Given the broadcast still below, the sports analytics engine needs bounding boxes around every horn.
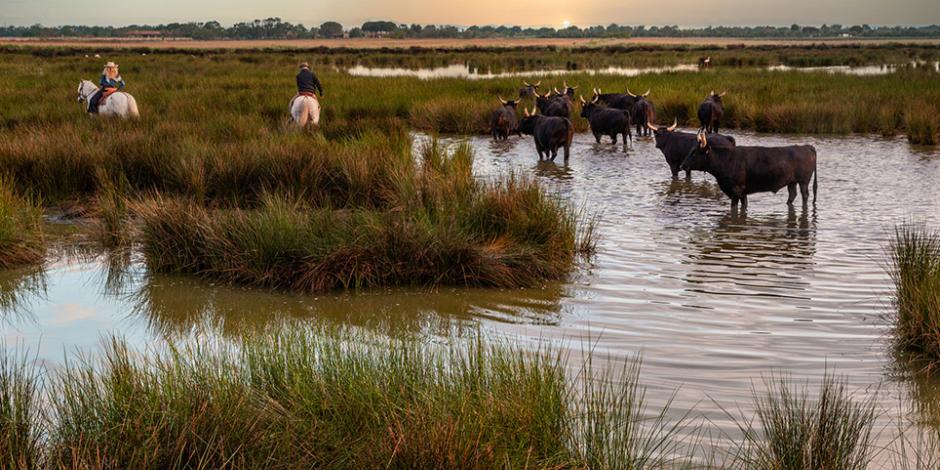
[647,122,658,131]
[554,87,561,94]
[643,89,650,97]
[710,90,715,96]
[579,95,586,105]
[720,91,727,97]
[523,80,531,87]
[571,85,579,90]
[626,88,636,98]
[697,132,707,148]
[668,118,678,132]
[534,81,541,87]
[524,107,530,117]
[563,80,568,88]
[592,95,599,104]
[499,95,507,105]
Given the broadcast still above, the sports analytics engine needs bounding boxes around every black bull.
[517,114,574,162]
[681,136,818,211]
[580,101,632,145]
[535,94,572,119]
[490,101,519,141]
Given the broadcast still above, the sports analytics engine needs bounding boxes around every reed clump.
[728,373,878,470]
[0,326,686,469]
[889,223,940,369]
[904,101,940,146]
[0,349,43,470]
[136,140,588,292]
[0,179,44,269]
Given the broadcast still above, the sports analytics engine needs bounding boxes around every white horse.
[289,94,320,129]
[77,80,140,119]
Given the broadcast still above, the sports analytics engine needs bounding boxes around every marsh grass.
[726,373,878,470]
[0,179,44,269]
[136,139,588,292]
[889,223,940,369]
[17,326,688,469]
[0,348,43,470]
[904,101,940,145]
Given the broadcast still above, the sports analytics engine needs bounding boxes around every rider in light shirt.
[89,62,125,113]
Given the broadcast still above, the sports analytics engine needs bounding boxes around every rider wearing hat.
[89,62,125,113]
[296,62,323,97]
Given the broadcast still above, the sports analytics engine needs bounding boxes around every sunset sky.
[2,0,939,27]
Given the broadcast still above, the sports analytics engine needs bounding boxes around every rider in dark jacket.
[296,62,324,96]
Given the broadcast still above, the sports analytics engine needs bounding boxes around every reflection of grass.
[0,179,43,269]
[889,223,940,370]
[727,373,877,470]
[37,326,686,469]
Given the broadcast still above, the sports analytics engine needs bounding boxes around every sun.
[562,20,572,28]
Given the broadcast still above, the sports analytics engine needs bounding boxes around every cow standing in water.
[535,90,572,119]
[681,132,818,211]
[517,107,574,162]
[490,97,520,141]
[629,89,655,137]
[647,120,695,179]
[580,95,632,145]
[698,91,725,134]
[591,88,636,111]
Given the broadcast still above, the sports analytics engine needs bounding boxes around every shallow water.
[3,131,940,459]
[347,62,940,79]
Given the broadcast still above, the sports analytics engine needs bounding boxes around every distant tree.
[319,21,344,38]
[362,21,397,33]
[348,27,363,38]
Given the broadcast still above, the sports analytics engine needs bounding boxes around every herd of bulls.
[490,81,818,211]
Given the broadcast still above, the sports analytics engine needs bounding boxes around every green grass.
[0,348,42,470]
[727,373,878,470]
[905,101,940,145]
[0,179,44,269]
[135,140,590,292]
[0,325,688,469]
[889,223,940,370]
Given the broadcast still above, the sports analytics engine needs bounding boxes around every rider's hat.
[299,62,310,68]
[104,61,118,68]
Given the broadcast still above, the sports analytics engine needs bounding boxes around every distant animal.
[628,89,655,137]
[289,93,321,129]
[647,120,695,179]
[517,107,574,162]
[535,90,572,119]
[681,132,818,211]
[580,95,632,145]
[560,81,579,99]
[698,91,725,134]
[591,88,636,110]
[699,56,712,68]
[491,96,520,140]
[77,80,139,119]
[519,80,541,99]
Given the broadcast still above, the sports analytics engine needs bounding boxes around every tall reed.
[889,223,940,369]
[0,348,43,470]
[0,178,44,269]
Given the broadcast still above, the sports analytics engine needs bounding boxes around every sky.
[2,0,939,28]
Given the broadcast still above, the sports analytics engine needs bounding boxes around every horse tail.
[295,99,310,128]
[309,98,321,127]
[127,95,140,119]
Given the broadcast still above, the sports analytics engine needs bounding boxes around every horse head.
[77,80,98,102]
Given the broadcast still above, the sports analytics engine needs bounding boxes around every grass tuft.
[0,178,44,269]
[889,223,940,369]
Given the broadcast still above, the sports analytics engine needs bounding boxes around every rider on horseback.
[296,62,323,98]
[89,62,125,113]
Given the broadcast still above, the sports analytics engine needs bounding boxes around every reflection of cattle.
[682,133,818,211]
[580,95,632,145]
[517,107,574,162]
[535,91,572,119]
[490,97,520,141]
[591,88,636,110]
[628,89,655,137]
[650,121,736,179]
[698,91,725,134]
[519,80,541,99]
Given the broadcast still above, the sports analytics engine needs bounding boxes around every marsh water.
[3,131,940,456]
[347,61,940,79]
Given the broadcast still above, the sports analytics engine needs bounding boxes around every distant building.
[363,31,390,38]
[123,30,162,39]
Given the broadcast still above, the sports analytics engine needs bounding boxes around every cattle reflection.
[684,206,818,290]
[532,160,574,181]
[125,272,567,339]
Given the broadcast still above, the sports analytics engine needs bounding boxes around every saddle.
[99,87,119,107]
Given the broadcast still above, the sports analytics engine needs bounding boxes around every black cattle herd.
[490,81,818,211]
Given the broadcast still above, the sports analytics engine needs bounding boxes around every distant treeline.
[2,18,940,40]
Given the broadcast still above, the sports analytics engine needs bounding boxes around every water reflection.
[349,62,940,80]
[0,265,46,326]
[532,160,574,181]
